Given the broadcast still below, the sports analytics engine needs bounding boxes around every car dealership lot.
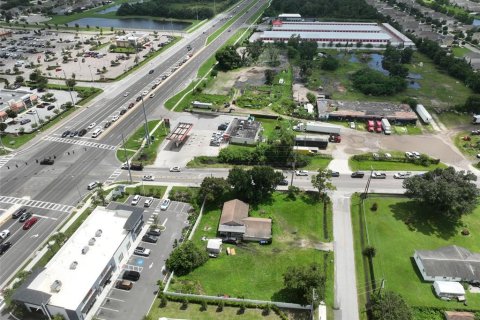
[94,199,192,320]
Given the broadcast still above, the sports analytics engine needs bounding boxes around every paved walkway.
[331,192,359,320]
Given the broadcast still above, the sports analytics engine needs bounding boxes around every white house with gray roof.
[414,245,480,282]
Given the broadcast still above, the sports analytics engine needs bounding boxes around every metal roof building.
[259,22,414,47]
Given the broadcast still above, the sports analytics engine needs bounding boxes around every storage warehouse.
[259,21,414,48]
[12,205,144,320]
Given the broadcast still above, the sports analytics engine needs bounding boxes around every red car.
[23,217,38,230]
[375,120,382,133]
[367,120,375,132]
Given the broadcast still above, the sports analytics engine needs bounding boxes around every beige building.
[115,32,149,48]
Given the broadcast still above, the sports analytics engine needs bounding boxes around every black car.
[12,208,27,219]
[119,108,127,115]
[61,130,71,138]
[104,121,111,129]
[218,124,228,130]
[330,171,340,177]
[40,158,54,165]
[19,212,32,222]
[122,270,140,281]
[70,130,78,137]
[148,69,154,74]
[351,171,365,178]
[78,129,87,137]
[142,234,158,243]
[47,105,55,111]
[278,179,289,186]
[136,96,142,102]
[0,242,12,255]
[147,228,161,236]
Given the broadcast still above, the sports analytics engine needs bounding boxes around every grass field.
[349,152,446,171]
[451,46,472,58]
[351,195,480,316]
[170,192,333,305]
[308,52,471,110]
[454,131,480,159]
[436,112,471,128]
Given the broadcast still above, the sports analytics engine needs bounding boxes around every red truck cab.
[375,120,382,133]
[367,120,375,132]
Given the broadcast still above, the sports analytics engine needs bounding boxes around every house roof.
[220,199,249,226]
[434,281,465,295]
[218,224,246,234]
[243,217,272,239]
[415,245,480,281]
[444,311,475,320]
[207,239,222,250]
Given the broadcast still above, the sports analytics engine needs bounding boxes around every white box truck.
[381,118,391,135]
[416,104,432,124]
[473,115,480,124]
[293,122,341,135]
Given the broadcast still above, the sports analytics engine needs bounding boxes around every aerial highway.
[0,0,267,288]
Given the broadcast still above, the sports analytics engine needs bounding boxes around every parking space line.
[104,297,125,302]
[161,218,168,227]
[99,306,119,312]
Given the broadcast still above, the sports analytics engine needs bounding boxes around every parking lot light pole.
[140,96,151,146]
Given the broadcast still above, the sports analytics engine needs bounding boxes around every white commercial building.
[13,205,144,320]
[278,13,302,22]
[115,31,149,47]
[259,21,414,48]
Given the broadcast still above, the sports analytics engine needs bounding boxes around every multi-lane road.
[0,0,267,289]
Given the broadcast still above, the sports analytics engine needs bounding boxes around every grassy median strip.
[206,0,256,45]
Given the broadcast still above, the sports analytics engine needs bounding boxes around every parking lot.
[0,29,175,82]
[153,114,235,167]
[94,198,192,320]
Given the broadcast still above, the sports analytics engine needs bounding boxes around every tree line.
[117,0,236,20]
[264,0,379,19]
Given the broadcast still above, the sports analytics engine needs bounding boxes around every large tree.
[215,46,242,71]
[227,166,283,203]
[199,177,230,203]
[283,263,326,304]
[369,291,412,320]
[403,167,478,220]
[311,169,336,201]
[166,241,208,276]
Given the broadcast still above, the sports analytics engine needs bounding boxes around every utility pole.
[140,96,151,145]
[362,168,374,199]
[122,133,133,184]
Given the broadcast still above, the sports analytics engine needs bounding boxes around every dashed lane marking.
[44,136,117,151]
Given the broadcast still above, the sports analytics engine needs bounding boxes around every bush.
[371,203,378,211]
[217,301,224,312]
[461,228,470,236]
[181,298,189,309]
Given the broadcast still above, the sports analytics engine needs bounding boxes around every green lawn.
[451,46,472,58]
[454,131,480,159]
[302,155,333,171]
[116,120,168,164]
[352,195,480,315]
[436,111,471,128]
[149,300,306,320]
[349,152,446,171]
[170,192,333,305]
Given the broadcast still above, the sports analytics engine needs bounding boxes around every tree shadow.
[300,191,319,205]
[389,200,461,240]
[271,288,305,305]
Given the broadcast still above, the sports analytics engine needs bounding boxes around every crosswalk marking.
[104,169,123,185]
[0,196,74,213]
[44,136,117,151]
[0,154,15,168]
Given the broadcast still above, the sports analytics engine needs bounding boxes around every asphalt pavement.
[0,0,266,290]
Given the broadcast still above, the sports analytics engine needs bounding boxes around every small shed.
[206,239,223,255]
[444,311,475,320]
[433,281,465,299]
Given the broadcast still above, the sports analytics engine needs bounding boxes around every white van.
[144,197,153,207]
[87,181,98,190]
[91,128,103,138]
[131,195,141,206]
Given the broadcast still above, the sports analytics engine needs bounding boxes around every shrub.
[181,298,189,309]
[201,300,207,311]
[217,301,224,312]
[371,203,378,211]
[461,228,470,236]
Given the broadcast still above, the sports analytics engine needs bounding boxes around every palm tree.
[97,182,107,206]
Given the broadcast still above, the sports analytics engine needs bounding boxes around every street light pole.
[122,133,133,184]
[140,96,151,146]
[62,69,75,106]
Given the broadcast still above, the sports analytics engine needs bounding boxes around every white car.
[393,172,412,179]
[411,151,421,158]
[384,153,392,159]
[134,246,151,257]
[154,80,161,85]
[131,195,141,206]
[0,229,10,240]
[295,170,308,176]
[160,199,171,210]
[144,197,154,207]
[143,175,155,181]
[111,115,119,122]
[87,122,96,129]
[142,90,148,96]
[123,92,129,97]
[405,151,414,159]
[371,172,387,179]
[169,166,181,172]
